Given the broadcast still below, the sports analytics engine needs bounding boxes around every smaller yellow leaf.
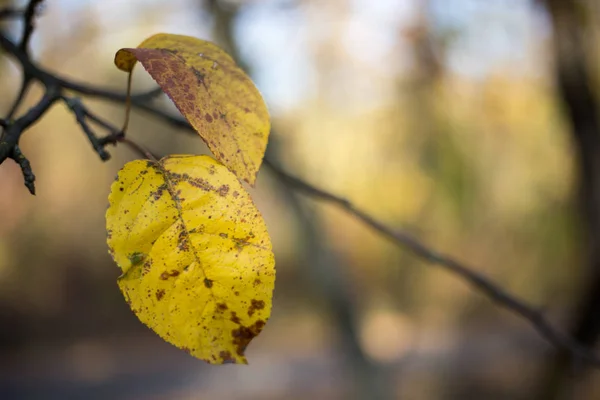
[106,155,275,364]
[114,33,270,185]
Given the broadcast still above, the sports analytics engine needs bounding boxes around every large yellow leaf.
[106,155,275,364]
[114,33,270,185]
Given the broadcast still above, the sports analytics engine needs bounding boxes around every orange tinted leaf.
[114,33,270,185]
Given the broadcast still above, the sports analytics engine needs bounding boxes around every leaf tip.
[114,48,138,72]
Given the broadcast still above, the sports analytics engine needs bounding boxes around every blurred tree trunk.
[538,0,600,399]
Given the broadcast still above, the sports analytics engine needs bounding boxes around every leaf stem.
[117,136,158,162]
[121,72,133,134]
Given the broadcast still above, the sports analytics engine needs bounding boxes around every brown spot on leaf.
[231,320,266,356]
[151,184,168,201]
[217,303,228,312]
[160,270,180,280]
[170,172,215,191]
[142,261,152,276]
[205,113,213,123]
[248,299,265,317]
[156,289,165,301]
[178,229,189,251]
[204,278,213,288]
[219,350,236,364]
[253,278,262,287]
[219,232,228,239]
[230,311,241,324]
[217,185,229,196]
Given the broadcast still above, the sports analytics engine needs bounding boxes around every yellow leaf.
[106,155,275,364]
[114,33,270,185]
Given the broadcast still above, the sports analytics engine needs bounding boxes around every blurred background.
[0,0,599,399]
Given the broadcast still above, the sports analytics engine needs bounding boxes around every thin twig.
[0,30,163,101]
[6,75,33,119]
[20,0,44,53]
[56,75,163,103]
[0,87,60,162]
[0,8,23,19]
[10,145,35,195]
[86,109,123,135]
[60,95,155,162]
[117,136,158,162]
[0,87,60,194]
[62,96,111,161]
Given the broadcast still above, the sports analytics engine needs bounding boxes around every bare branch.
[6,75,33,119]
[0,31,161,100]
[264,159,600,367]
[0,87,60,161]
[0,87,60,193]
[0,8,23,19]
[62,96,113,161]
[58,78,164,103]
[0,3,598,370]
[20,0,44,53]
[10,145,35,195]
[117,136,159,162]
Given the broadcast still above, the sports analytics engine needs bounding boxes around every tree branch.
[0,29,158,190]
[20,0,44,53]
[62,96,111,161]
[6,75,33,120]
[0,4,598,371]
[0,8,24,19]
[0,87,60,162]
[10,145,35,195]
[0,87,60,194]
[264,159,600,367]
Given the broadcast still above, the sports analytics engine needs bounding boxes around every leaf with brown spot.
[114,33,270,185]
[106,155,275,364]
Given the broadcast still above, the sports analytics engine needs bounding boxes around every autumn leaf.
[106,155,275,364]
[114,33,270,185]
